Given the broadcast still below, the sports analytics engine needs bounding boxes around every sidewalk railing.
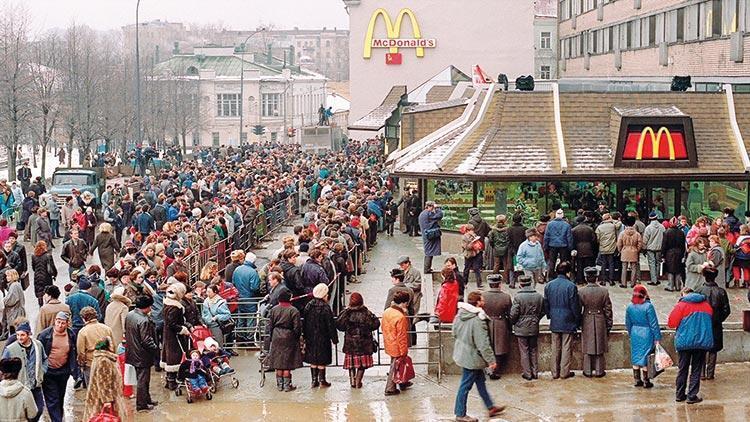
[183,193,300,284]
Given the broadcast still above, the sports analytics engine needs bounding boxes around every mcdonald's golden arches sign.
[363,8,436,64]
[615,115,697,168]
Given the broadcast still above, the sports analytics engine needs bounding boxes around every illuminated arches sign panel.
[363,8,436,64]
[615,116,697,168]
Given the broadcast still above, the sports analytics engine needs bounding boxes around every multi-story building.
[535,0,559,80]
[559,0,750,83]
[153,46,327,147]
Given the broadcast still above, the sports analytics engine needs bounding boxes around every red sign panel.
[622,126,688,160]
[385,52,402,65]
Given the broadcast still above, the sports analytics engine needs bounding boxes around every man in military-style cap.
[578,267,613,378]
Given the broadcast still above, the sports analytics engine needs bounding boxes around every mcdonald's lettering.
[363,8,437,60]
[622,126,689,161]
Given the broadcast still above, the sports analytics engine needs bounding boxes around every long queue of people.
[0,139,399,421]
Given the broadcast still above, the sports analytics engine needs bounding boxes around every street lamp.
[135,0,142,148]
[238,28,266,145]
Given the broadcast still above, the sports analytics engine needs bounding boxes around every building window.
[192,132,200,146]
[676,7,685,41]
[681,181,748,223]
[261,93,281,117]
[240,132,247,143]
[540,65,551,79]
[648,15,657,46]
[270,132,277,142]
[426,180,474,231]
[710,0,723,37]
[212,132,220,147]
[216,93,240,117]
[540,31,551,49]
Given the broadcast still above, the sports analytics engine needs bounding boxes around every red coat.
[434,280,459,323]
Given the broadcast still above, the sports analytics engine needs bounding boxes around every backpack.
[736,237,750,259]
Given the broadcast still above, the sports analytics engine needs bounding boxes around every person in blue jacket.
[136,204,155,237]
[543,209,573,282]
[232,253,261,337]
[625,284,662,389]
[668,287,714,404]
[516,229,546,288]
[543,262,580,380]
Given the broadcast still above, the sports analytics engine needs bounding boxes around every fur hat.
[0,357,22,375]
[166,282,187,300]
[313,283,329,299]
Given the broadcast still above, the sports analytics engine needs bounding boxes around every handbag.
[392,355,415,385]
[424,227,441,240]
[647,344,673,379]
[20,271,29,291]
[218,317,236,335]
[123,363,137,386]
[88,403,120,422]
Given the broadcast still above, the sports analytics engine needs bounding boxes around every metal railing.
[183,193,300,284]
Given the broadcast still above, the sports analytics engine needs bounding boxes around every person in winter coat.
[595,214,621,286]
[104,287,131,348]
[31,241,57,307]
[89,223,119,272]
[509,275,545,380]
[0,358,38,422]
[38,312,77,422]
[35,209,53,250]
[482,274,512,380]
[668,287,714,404]
[418,201,443,274]
[642,212,666,286]
[617,216,644,288]
[1,321,45,421]
[685,237,709,291]
[60,227,88,277]
[336,292,380,389]
[201,285,231,347]
[384,268,415,317]
[76,306,113,386]
[705,235,726,289]
[232,253,261,331]
[488,215,510,276]
[452,292,505,421]
[382,290,410,396]
[695,268,731,380]
[625,284,661,389]
[516,229,546,288]
[299,250,329,308]
[578,267,613,377]
[571,215,597,284]
[434,267,460,323]
[506,214,527,287]
[543,262,580,379]
[302,283,338,388]
[544,209,573,281]
[686,217,710,247]
[82,338,127,422]
[66,280,101,332]
[662,217,687,292]
[2,270,25,327]
[125,295,160,412]
[161,282,190,390]
[267,290,303,392]
[397,256,423,315]
[461,224,484,289]
[36,286,70,334]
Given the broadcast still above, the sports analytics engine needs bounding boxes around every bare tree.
[29,33,61,180]
[0,3,33,181]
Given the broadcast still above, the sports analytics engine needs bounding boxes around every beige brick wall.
[401,105,466,148]
[563,35,750,77]
[560,0,685,38]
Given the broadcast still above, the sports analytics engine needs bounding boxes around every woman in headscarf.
[302,283,338,388]
[161,282,190,390]
[336,292,380,389]
[90,222,120,272]
[82,337,127,421]
[625,285,662,389]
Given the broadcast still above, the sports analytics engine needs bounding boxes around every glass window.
[677,8,685,41]
[262,93,281,117]
[427,180,474,231]
[212,132,219,147]
[541,31,551,49]
[540,66,551,80]
[711,0,723,36]
[552,182,617,220]
[216,93,240,117]
[478,182,546,227]
[681,181,748,223]
[270,132,277,142]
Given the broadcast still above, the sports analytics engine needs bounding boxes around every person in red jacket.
[434,267,460,323]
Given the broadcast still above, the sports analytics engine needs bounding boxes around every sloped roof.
[349,86,407,131]
[390,91,749,180]
[155,55,278,77]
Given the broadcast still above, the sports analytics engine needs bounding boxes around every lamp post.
[238,28,266,145]
[135,0,142,148]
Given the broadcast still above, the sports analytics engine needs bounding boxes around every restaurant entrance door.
[618,182,681,223]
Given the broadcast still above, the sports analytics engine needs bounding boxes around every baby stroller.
[202,336,240,392]
[175,359,213,403]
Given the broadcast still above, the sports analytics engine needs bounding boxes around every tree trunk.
[41,145,47,183]
[8,145,17,182]
[32,141,38,168]
[181,129,188,155]
[67,135,73,167]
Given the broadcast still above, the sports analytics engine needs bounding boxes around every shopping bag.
[392,355,415,385]
[654,344,674,372]
[123,364,137,386]
[88,403,120,422]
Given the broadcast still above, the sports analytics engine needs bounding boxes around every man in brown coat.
[578,267,613,377]
[617,216,644,288]
[482,274,512,379]
[36,286,71,333]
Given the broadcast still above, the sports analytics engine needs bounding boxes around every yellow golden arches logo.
[635,126,676,160]
[363,8,435,59]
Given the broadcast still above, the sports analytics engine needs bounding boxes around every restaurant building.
[387,82,750,230]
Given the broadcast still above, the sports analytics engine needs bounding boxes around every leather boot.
[642,370,653,388]
[318,367,331,387]
[284,376,297,392]
[348,369,356,388]
[276,376,284,391]
[633,369,643,387]
[310,368,319,388]
[355,368,365,389]
[165,373,178,391]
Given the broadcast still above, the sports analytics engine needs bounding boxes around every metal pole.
[135,0,142,148]
[238,29,265,146]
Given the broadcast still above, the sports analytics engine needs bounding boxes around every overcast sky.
[23,0,349,32]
